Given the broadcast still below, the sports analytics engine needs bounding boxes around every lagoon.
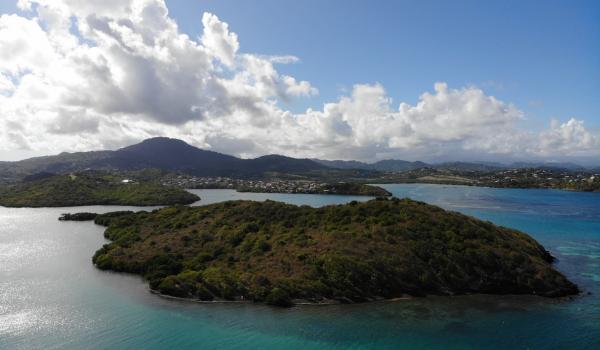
[1,185,599,349]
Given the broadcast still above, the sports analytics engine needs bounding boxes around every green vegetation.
[558,178,600,192]
[322,183,391,196]
[0,171,199,207]
[59,212,98,221]
[91,198,577,306]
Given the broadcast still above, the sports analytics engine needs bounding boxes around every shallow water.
[0,185,599,349]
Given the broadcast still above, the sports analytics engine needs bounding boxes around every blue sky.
[162,0,600,131]
[0,0,598,163]
[1,0,597,129]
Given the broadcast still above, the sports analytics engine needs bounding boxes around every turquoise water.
[0,185,598,349]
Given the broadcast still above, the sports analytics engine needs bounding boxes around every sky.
[0,0,598,164]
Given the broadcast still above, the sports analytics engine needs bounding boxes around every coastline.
[235,188,391,197]
[195,180,600,195]
[148,287,579,307]
[373,180,600,193]
[149,288,415,306]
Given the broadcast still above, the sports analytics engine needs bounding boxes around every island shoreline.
[147,286,581,307]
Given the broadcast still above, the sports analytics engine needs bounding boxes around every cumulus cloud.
[201,12,238,67]
[538,119,599,156]
[0,14,55,74]
[0,0,598,163]
[287,82,526,160]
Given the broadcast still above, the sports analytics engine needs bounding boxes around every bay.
[1,185,598,349]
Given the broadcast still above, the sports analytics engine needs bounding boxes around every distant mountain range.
[314,159,589,172]
[0,137,596,182]
[314,159,430,172]
[0,138,327,180]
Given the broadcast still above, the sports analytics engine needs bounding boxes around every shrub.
[265,288,293,307]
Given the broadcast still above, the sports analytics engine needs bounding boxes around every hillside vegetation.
[321,183,391,196]
[0,172,199,207]
[0,137,328,182]
[91,198,578,306]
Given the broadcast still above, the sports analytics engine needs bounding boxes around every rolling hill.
[0,171,199,207]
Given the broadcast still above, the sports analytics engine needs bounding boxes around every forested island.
[0,171,199,207]
[89,198,578,306]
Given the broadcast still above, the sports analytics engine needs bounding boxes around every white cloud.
[0,0,598,164]
[0,14,56,74]
[0,73,15,94]
[286,82,525,160]
[262,55,300,64]
[201,12,238,67]
[538,118,599,156]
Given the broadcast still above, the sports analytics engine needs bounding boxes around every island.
[0,171,200,207]
[59,212,99,221]
[90,198,578,306]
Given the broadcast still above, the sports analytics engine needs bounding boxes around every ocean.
[1,184,598,349]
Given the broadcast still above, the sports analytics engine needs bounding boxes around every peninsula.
[91,198,578,306]
[0,171,199,207]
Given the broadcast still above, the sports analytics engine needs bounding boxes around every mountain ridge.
[0,138,328,180]
[1,137,597,183]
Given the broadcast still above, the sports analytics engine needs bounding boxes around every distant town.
[379,167,600,192]
[159,174,391,196]
[476,168,599,190]
[162,175,323,193]
[155,167,600,195]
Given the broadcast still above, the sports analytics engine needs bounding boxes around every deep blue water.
[0,185,598,349]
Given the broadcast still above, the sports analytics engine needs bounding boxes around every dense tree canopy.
[91,198,578,306]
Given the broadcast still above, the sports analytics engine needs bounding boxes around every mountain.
[0,138,327,180]
[0,150,112,177]
[99,138,245,176]
[2,138,596,183]
[315,159,428,172]
[370,159,429,172]
[433,162,502,172]
[316,158,500,173]
[249,155,328,174]
[313,159,371,170]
